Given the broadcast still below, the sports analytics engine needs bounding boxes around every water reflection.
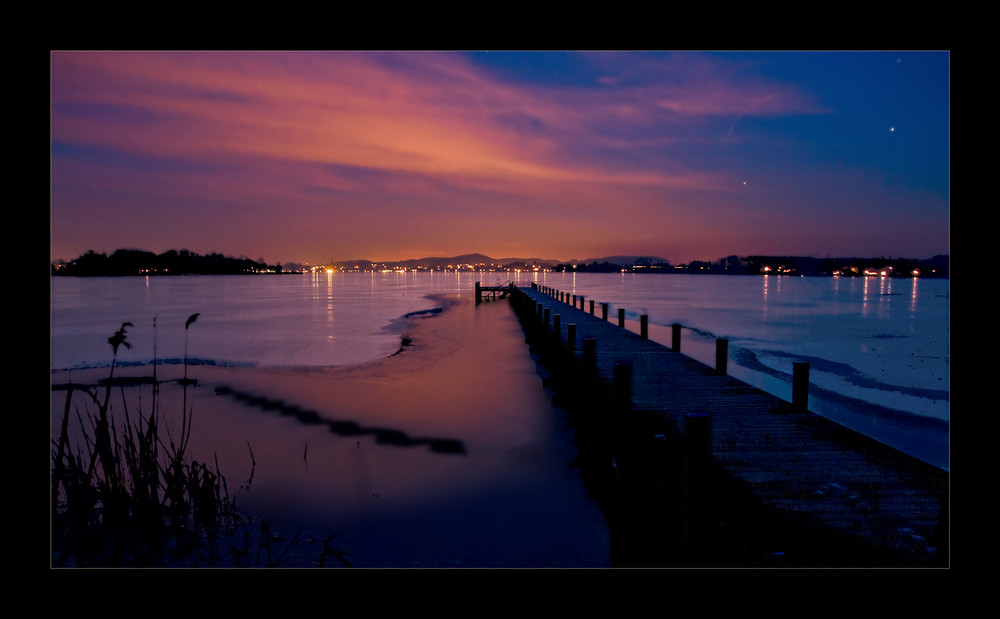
[213,384,467,454]
[326,270,335,331]
[762,274,770,317]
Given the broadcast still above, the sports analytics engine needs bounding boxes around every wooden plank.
[513,284,947,565]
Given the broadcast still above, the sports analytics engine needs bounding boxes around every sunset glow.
[50,51,949,266]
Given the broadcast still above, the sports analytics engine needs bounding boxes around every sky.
[50,50,949,266]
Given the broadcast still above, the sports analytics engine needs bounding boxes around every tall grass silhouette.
[183,313,199,384]
[50,315,317,567]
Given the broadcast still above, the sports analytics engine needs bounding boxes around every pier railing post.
[716,339,728,375]
[590,299,595,315]
[583,337,596,370]
[685,411,711,456]
[793,362,810,410]
[640,315,648,339]
[618,308,626,328]
[602,303,609,321]
[579,295,585,310]
[672,323,682,352]
[475,281,482,306]
[683,411,711,560]
[614,361,632,413]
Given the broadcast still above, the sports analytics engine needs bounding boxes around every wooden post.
[672,323,681,352]
[640,315,648,339]
[568,323,576,350]
[537,303,543,321]
[618,308,625,328]
[590,299,595,315]
[602,303,609,321]
[685,411,711,456]
[583,337,596,370]
[614,361,632,412]
[793,362,810,410]
[683,410,712,559]
[579,295,585,310]
[544,308,550,327]
[475,281,482,305]
[572,294,577,306]
[716,338,728,375]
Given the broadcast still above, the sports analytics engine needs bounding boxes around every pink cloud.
[53,52,808,198]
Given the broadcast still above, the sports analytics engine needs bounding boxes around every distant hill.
[330,253,561,271]
[330,254,671,270]
[575,255,670,267]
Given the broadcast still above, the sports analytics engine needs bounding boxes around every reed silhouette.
[182,312,199,385]
[50,315,316,567]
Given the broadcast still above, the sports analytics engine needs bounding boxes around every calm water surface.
[51,270,949,469]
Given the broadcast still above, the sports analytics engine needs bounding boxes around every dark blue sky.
[51,51,949,265]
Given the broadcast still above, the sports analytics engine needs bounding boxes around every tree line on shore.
[553,254,949,277]
[51,249,285,277]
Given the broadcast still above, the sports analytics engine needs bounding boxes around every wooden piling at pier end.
[491,282,948,567]
[475,281,514,305]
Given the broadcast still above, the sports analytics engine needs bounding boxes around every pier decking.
[507,283,948,567]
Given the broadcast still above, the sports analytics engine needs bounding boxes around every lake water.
[50,270,949,470]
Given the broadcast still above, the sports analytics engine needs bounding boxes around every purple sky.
[50,51,949,266]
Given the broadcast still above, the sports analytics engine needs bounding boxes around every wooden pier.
[475,281,514,305]
[503,283,948,567]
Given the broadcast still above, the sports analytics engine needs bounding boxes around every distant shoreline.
[51,268,949,279]
[51,249,949,279]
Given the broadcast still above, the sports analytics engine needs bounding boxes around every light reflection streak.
[862,276,870,316]
[878,275,891,319]
[326,269,335,337]
[761,274,769,317]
